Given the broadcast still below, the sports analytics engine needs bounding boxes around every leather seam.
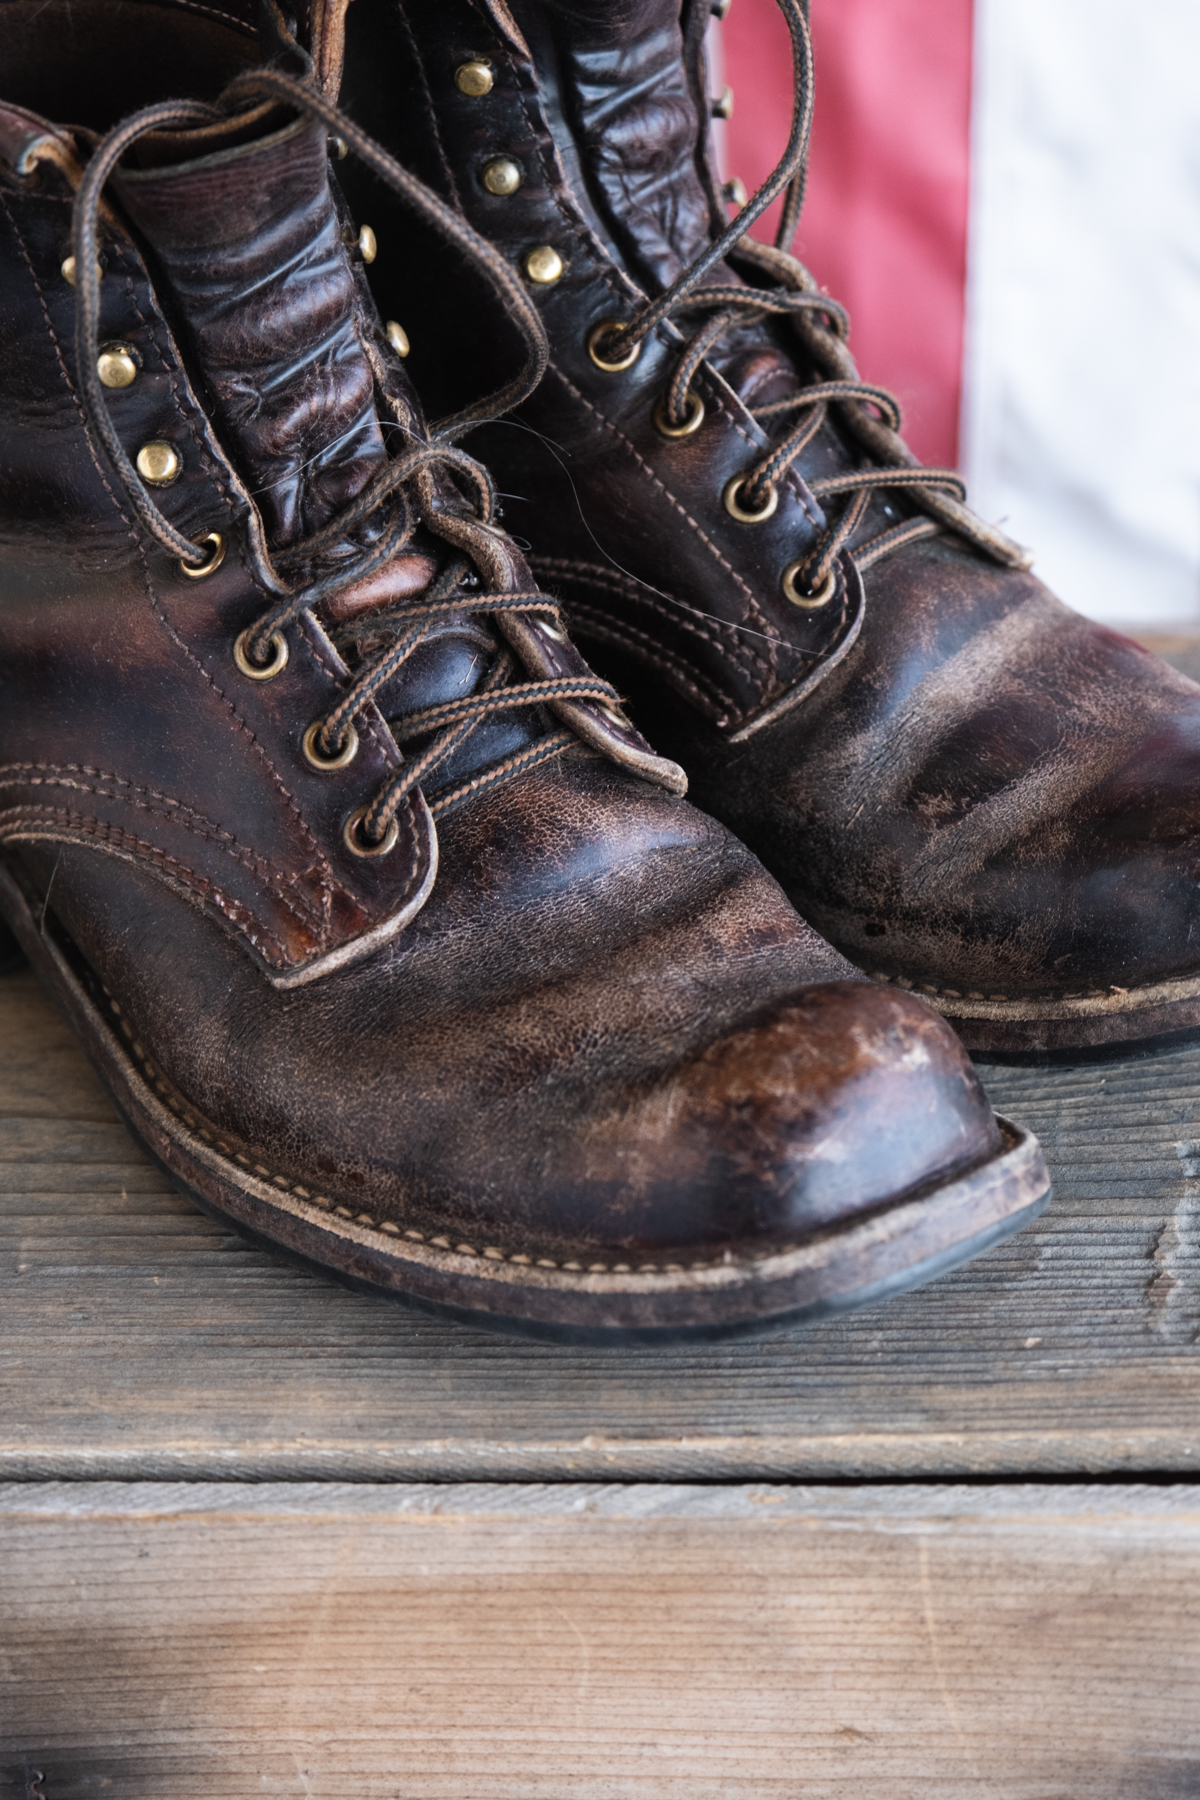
[0,805,294,967]
[0,765,329,934]
[546,363,780,683]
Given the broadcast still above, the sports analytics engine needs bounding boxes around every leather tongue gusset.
[115,114,418,551]
[516,0,718,290]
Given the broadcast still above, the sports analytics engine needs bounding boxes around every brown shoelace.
[591,0,1031,598]
[68,63,625,852]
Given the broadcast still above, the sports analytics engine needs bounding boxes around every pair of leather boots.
[1,0,1195,1341]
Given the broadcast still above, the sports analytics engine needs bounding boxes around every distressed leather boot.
[0,0,1048,1340]
[343,0,1200,1054]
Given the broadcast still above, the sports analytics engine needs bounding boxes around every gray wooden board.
[3,1480,1199,1798]
[4,965,1200,1481]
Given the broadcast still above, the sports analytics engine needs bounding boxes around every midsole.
[872,968,1200,1024]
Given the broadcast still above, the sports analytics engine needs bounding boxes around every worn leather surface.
[345,0,1200,1013]
[0,0,1011,1271]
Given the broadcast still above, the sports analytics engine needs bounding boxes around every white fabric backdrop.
[962,0,1200,628]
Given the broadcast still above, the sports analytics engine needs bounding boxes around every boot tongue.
[518,4,832,420]
[523,0,718,290]
[116,113,404,552]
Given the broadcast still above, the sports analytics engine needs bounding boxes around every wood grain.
[4,969,1200,1478]
[3,1480,1199,1798]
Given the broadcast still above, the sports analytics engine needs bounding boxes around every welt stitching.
[108,991,816,1276]
[1,806,293,966]
[0,765,328,935]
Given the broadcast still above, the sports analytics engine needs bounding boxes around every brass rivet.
[330,135,349,159]
[180,531,226,579]
[711,0,732,16]
[97,344,138,389]
[711,86,734,120]
[61,255,99,286]
[597,702,631,731]
[344,806,400,858]
[233,626,288,680]
[586,318,641,372]
[524,244,563,284]
[302,718,359,773]
[653,391,705,439]
[455,59,494,96]
[723,176,748,209]
[385,320,410,358]
[482,156,522,196]
[782,561,838,609]
[723,473,778,523]
[135,440,180,486]
[356,224,377,264]
[538,614,568,643]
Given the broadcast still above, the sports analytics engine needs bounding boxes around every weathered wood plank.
[4,968,1200,1478]
[3,1480,1198,1798]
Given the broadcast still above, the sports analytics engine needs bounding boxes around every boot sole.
[873,971,1200,1056]
[1,868,1051,1343]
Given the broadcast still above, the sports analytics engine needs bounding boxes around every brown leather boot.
[0,0,1047,1339]
[343,0,1200,1055]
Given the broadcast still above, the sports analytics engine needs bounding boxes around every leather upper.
[342,0,1200,1008]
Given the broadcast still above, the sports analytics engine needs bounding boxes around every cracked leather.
[0,0,1013,1268]
[345,0,1200,1034]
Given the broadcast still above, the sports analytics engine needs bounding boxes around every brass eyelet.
[344,805,400,858]
[302,718,359,772]
[180,531,225,579]
[233,627,288,681]
[653,391,705,439]
[782,562,839,610]
[538,614,568,643]
[587,319,642,373]
[596,701,631,731]
[722,474,778,524]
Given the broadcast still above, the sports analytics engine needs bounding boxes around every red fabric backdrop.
[722,0,974,468]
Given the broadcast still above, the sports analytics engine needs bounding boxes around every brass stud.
[711,86,734,121]
[233,626,288,680]
[723,473,778,523]
[180,531,226,579]
[723,176,748,209]
[302,718,359,772]
[586,318,641,372]
[61,254,101,286]
[344,805,400,858]
[385,320,410,358]
[538,614,568,643]
[711,0,732,16]
[135,440,181,486]
[345,223,377,263]
[653,391,705,439]
[596,701,631,730]
[524,244,563,284]
[481,155,522,196]
[782,561,838,609]
[455,59,495,96]
[97,344,138,389]
[330,135,349,159]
